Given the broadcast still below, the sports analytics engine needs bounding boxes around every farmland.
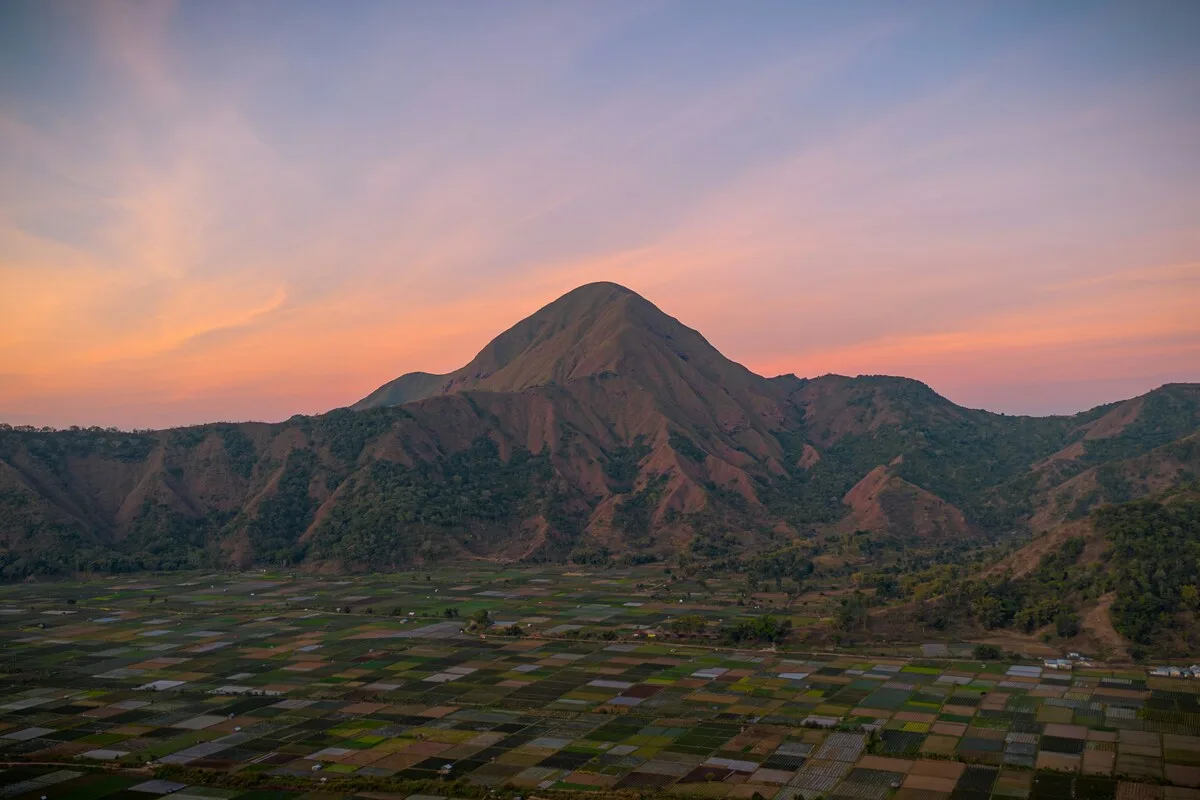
[0,567,1197,800]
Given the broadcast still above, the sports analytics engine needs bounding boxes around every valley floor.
[0,567,1197,800]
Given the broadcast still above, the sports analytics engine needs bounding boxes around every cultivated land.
[0,569,1198,800]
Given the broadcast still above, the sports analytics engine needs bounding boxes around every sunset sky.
[1,1,1198,429]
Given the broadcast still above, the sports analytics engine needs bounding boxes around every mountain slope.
[1030,430,1200,531]
[841,465,977,543]
[895,492,1200,658]
[1,282,1198,577]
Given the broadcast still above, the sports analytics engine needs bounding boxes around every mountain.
[354,282,789,441]
[1,282,1198,578]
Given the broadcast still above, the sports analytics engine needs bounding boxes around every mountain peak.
[353,281,764,410]
[557,280,636,300]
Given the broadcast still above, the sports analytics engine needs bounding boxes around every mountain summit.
[354,282,773,415]
[354,282,790,477]
[357,282,643,405]
[1,282,1198,576]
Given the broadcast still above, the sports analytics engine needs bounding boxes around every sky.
[1,0,1198,429]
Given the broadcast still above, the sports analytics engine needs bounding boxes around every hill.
[874,490,1200,658]
[1,282,1198,580]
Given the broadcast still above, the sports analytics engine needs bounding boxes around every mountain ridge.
[1,282,1197,578]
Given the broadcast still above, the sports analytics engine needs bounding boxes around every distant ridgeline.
[1,283,1198,592]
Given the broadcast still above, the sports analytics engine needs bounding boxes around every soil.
[1081,592,1130,660]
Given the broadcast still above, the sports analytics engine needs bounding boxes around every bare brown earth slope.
[1,282,1198,575]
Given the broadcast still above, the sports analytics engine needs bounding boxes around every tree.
[972,596,1006,629]
[724,615,792,645]
[874,576,900,600]
[836,591,868,632]
[973,644,1002,660]
[669,615,707,636]
[1055,610,1080,639]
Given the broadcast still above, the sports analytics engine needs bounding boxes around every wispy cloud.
[1,1,1197,426]
[85,0,180,106]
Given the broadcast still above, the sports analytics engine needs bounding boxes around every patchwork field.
[0,568,1197,800]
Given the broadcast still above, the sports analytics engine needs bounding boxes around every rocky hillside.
[1,283,1197,576]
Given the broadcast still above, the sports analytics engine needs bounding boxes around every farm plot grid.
[0,569,1196,800]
